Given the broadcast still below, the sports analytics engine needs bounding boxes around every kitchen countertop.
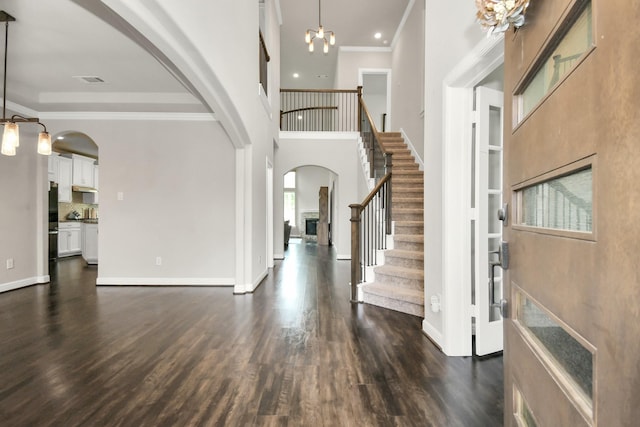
[60,219,99,224]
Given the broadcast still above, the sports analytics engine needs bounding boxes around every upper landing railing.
[280,88,361,132]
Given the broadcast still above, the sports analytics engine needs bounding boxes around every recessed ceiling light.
[57,136,64,140]
[293,73,299,78]
[374,32,382,39]
[297,115,303,120]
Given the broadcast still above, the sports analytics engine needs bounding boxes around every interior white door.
[474,86,504,356]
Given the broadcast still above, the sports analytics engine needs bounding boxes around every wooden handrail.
[281,88,360,93]
[281,106,338,116]
[360,172,391,207]
[359,96,382,144]
[259,31,270,63]
[280,88,360,131]
[349,172,393,301]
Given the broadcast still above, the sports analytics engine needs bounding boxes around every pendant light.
[0,10,52,157]
[305,0,335,54]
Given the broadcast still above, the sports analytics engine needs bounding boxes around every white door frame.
[358,68,392,131]
[266,156,274,269]
[437,34,504,356]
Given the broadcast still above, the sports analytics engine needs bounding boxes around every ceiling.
[0,0,411,115]
[279,0,411,89]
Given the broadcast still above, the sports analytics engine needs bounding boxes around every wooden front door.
[502,0,640,425]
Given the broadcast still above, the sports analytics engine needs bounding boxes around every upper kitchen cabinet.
[82,166,99,204]
[57,157,73,203]
[71,154,96,187]
[48,154,59,182]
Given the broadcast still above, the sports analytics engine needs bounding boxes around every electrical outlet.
[6,258,14,269]
[155,256,162,266]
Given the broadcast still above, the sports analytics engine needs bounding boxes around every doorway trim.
[266,156,274,269]
[436,33,504,356]
[358,68,392,131]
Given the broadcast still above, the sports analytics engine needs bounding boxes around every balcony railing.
[280,88,361,132]
[259,31,270,95]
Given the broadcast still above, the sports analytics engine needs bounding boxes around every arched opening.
[49,130,100,268]
[282,165,338,254]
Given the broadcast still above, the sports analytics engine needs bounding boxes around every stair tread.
[386,249,424,260]
[393,197,424,202]
[394,208,424,213]
[394,221,424,227]
[375,264,424,279]
[393,234,424,242]
[362,283,424,305]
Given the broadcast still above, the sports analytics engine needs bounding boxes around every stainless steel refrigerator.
[48,183,58,260]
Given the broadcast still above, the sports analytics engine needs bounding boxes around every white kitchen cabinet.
[82,166,99,204]
[82,223,98,264]
[58,222,82,257]
[71,154,95,187]
[57,157,73,203]
[48,154,59,182]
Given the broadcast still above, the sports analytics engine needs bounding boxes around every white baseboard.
[233,268,269,294]
[422,319,444,349]
[400,128,424,171]
[249,268,269,293]
[337,254,351,260]
[96,277,235,286]
[0,275,49,294]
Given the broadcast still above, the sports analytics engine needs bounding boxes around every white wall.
[291,166,333,236]
[104,0,281,293]
[391,0,425,159]
[47,118,236,285]
[0,124,49,293]
[275,133,360,260]
[335,50,392,89]
[422,0,485,343]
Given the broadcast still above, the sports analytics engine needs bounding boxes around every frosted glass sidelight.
[520,168,592,232]
[518,2,593,121]
[517,293,593,402]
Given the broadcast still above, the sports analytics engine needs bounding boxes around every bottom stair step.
[361,283,424,317]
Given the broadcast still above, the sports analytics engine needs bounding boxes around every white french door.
[473,86,504,356]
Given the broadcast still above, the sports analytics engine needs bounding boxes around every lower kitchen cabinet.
[58,222,82,257]
[82,223,98,264]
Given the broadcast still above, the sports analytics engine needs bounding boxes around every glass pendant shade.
[323,39,329,54]
[4,121,19,148]
[37,131,52,155]
[305,31,311,44]
[2,122,19,155]
[330,32,335,45]
[317,25,324,39]
[308,41,314,52]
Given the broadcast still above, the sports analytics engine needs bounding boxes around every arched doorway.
[281,165,338,254]
[50,131,99,266]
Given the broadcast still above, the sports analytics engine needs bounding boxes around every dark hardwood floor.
[0,240,503,426]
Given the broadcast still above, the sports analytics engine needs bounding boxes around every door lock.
[497,203,508,226]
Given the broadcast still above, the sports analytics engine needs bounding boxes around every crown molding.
[39,111,217,121]
[339,46,392,53]
[0,99,41,118]
[390,0,416,50]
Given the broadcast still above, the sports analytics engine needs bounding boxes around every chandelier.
[305,0,335,54]
[0,11,52,156]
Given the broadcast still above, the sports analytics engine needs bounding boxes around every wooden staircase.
[361,132,424,317]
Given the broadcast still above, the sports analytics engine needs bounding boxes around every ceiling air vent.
[73,76,107,84]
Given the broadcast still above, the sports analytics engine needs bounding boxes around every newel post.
[385,153,393,235]
[349,203,362,302]
[357,86,363,133]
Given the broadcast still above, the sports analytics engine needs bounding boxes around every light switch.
[117,191,124,201]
